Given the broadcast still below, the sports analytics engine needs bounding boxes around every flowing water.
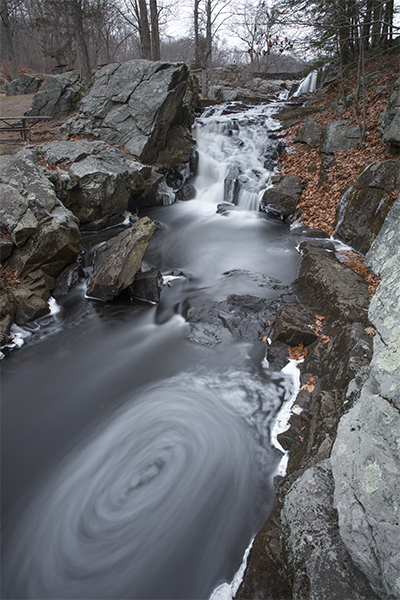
[1,102,300,599]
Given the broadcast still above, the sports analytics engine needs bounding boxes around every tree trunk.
[149,0,160,60]
[194,0,200,67]
[138,0,151,59]
[202,0,212,98]
[0,0,19,80]
[70,0,92,87]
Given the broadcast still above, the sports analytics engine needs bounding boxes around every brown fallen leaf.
[364,326,376,336]
[287,343,308,361]
[300,375,316,393]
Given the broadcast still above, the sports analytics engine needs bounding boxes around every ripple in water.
[3,372,283,600]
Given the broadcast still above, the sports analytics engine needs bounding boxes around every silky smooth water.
[1,102,300,599]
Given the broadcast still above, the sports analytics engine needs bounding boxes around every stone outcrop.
[86,217,156,301]
[0,151,80,337]
[379,75,400,149]
[321,120,360,153]
[334,158,400,254]
[25,72,83,119]
[293,117,322,147]
[6,73,43,96]
[261,175,302,220]
[331,193,400,600]
[37,141,161,230]
[62,60,194,164]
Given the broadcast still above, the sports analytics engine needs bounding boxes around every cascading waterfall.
[292,70,318,97]
[193,103,284,212]
[1,101,300,600]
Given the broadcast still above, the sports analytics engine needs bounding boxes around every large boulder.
[6,73,43,96]
[294,117,323,147]
[294,243,370,327]
[38,141,159,230]
[261,175,302,219]
[86,217,156,301]
[378,75,400,149]
[63,60,192,164]
[321,120,360,154]
[25,72,83,119]
[334,158,400,254]
[0,151,80,335]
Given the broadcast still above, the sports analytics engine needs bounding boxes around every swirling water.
[1,102,299,599]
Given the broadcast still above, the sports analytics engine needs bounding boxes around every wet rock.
[63,60,191,164]
[270,303,319,347]
[39,141,155,229]
[378,75,400,149]
[187,294,279,347]
[334,159,400,254]
[294,244,370,326]
[261,175,302,220]
[25,72,82,119]
[6,73,43,96]
[156,124,195,167]
[0,281,16,344]
[176,183,196,201]
[321,120,360,154]
[10,270,52,324]
[129,268,163,304]
[224,165,241,204]
[53,262,82,299]
[294,117,323,147]
[87,217,156,301]
[216,202,239,214]
[282,460,379,600]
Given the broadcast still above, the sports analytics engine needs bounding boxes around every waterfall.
[292,70,318,97]
[193,103,283,212]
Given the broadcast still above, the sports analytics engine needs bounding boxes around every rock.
[129,268,163,304]
[294,117,323,147]
[187,294,279,347]
[334,159,400,254]
[0,234,13,261]
[63,60,191,164]
[156,124,195,167]
[282,460,379,599]
[0,153,81,279]
[294,244,370,326]
[7,204,81,278]
[86,217,156,301]
[176,183,196,202]
[6,73,43,96]
[273,104,324,129]
[261,175,302,219]
[378,75,400,149]
[270,303,319,347]
[39,141,155,229]
[365,192,400,407]
[216,202,239,214]
[25,72,83,119]
[321,120,360,154]
[0,280,16,344]
[9,269,52,324]
[52,262,82,299]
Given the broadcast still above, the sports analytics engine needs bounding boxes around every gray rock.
[0,235,14,261]
[63,60,190,164]
[6,73,42,96]
[294,244,370,326]
[365,192,400,407]
[270,303,319,347]
[12,209,39,247]
[40,141,154,229]
[282,460,379,599]
[25,72,82,119]
[321,120,360,154]
[294,117,323,147]
[53,262,82,299]
[0,183,29,233]
[0,281,16,344]
[379,75,400,148]
[261,175,302,219]
[129,268,163,304]
[331,387,400,599]
[87,217,156,301]
[10,270,52,324]
[176,183,196,202]
[334,159,400,254]
[187,294,279,347]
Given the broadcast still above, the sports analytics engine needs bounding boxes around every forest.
[1,0,399,97]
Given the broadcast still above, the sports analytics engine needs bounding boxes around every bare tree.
[149,0,160,59]
[0,0,19,79]
[69,0,92,86]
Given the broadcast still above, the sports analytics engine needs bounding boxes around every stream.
[1,101,300,599]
